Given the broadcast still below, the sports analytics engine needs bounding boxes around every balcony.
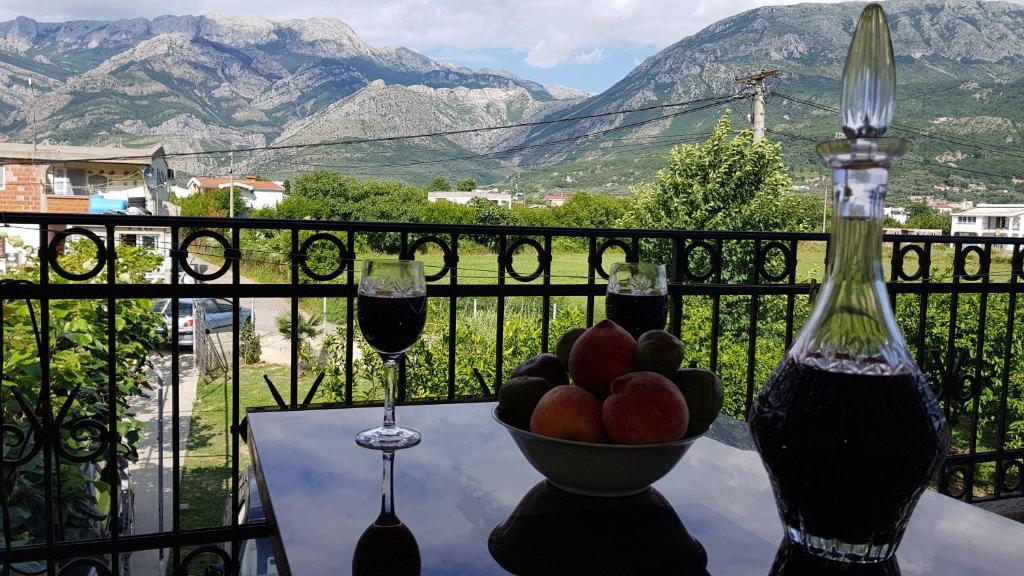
[1,212,1023,574]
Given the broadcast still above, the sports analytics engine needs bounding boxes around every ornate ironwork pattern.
[2,212,1024,572]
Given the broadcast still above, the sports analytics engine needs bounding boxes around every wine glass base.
[355,426,421,450]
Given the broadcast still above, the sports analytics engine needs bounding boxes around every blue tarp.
[88,196,128,214]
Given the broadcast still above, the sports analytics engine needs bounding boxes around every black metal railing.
[1,212,1023,574]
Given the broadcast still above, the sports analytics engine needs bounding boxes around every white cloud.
[569,48,605,66]
[2,0,1023,69]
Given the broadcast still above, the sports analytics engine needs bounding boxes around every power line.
[773,92,1024,162]
[267,95,744,172]
[31,93,748,165]
[275,131,719,174]
[764,127,1020,181]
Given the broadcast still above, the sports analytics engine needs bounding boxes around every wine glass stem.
[381,451,395,517]
[382,359,399,429]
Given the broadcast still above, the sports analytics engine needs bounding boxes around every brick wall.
[46,195,90,214]
[0,163,44,212]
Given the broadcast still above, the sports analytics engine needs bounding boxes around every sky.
[2,0,1022,92]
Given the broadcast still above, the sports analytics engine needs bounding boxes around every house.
[884,206,909,225]
[0,142,173,273]
[184,177,286,210]
[427,189,513,208]
[950,203,1024,250]
[545,194,569,207]
[0,142,171,213]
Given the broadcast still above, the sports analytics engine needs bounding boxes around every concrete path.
[205,270,349,365]
[127,351,197,576]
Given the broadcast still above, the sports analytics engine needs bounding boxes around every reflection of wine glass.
[355,260,427,449]
[605,262,669,340]
[352,451,421,576]
[770,540,901,576]
[489,481,708,575]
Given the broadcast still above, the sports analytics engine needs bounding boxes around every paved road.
[127,351,197,576]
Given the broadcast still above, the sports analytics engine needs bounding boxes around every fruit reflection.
[489,481,709,575]
[352,451,421,576]
[770,540,901,576]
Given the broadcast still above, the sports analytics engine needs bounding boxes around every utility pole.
[229,151,235,219]
[735,69,779,142]
[28,76,37,150]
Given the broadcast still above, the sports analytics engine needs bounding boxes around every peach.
[568,320,636,398]
[510,353,570,388]
[602,372,689,444]
[530,385,606,443]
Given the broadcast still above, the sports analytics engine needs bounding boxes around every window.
[52,168,71,195]
[87,174,108,191]
[956,216,976,224]
[139,235,157,251]
[994,217,1009,229]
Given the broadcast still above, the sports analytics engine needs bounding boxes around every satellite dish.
[143,166,159,190]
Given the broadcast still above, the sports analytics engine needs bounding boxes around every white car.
[152,298,253,347]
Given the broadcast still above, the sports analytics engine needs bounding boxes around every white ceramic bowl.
[492,406,702,497]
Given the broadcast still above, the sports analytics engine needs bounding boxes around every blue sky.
[3,1,1023,93]
[426,45,657,94]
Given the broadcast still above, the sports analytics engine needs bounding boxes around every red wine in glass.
[605,262,669,340]
[355,260,427,450]
[605,292,668,340]
[358,294,427,359]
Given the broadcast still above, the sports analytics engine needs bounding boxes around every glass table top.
[245,402,1024,576]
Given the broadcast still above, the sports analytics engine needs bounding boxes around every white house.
[427,189,512,208]
[184,177,286,210]
[884,206,909,225]
[950,204,1024,250]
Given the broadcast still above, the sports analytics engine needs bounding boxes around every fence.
[1,212,1023,574]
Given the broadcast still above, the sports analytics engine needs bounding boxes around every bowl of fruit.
[494,320,724,497]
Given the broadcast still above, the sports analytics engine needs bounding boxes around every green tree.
[906,212,951,233]
[424,199,476,225]
[456,178,477,191]
[619,110,804,279]
[428,177,452,192]
[469,197,518,249]
[176,187,245,218]
[281,170,429,252]
[552,191,627,229]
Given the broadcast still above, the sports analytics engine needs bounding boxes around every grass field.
[176,363,326,573]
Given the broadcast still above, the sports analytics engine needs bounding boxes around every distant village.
[1,141,1021,279]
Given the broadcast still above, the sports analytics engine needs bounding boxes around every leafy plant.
[239,320,262,365]
[2,241,163,550]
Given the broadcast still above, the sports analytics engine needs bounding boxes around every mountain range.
[0,0,1022,198]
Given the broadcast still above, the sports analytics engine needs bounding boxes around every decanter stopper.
[840,3,896,139]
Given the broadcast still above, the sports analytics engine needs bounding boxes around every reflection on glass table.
[489,481,708,575]
[770,540,901,576]
[352,450,421,576]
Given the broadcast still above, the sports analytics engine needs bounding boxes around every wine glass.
[355,260,427,449]
[605,262,668,340]
[352,450,421,576]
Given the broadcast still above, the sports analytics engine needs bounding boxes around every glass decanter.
[748,4,948,563]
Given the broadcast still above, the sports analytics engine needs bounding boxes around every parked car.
[206,467,277,576]
[152,298,253,347]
